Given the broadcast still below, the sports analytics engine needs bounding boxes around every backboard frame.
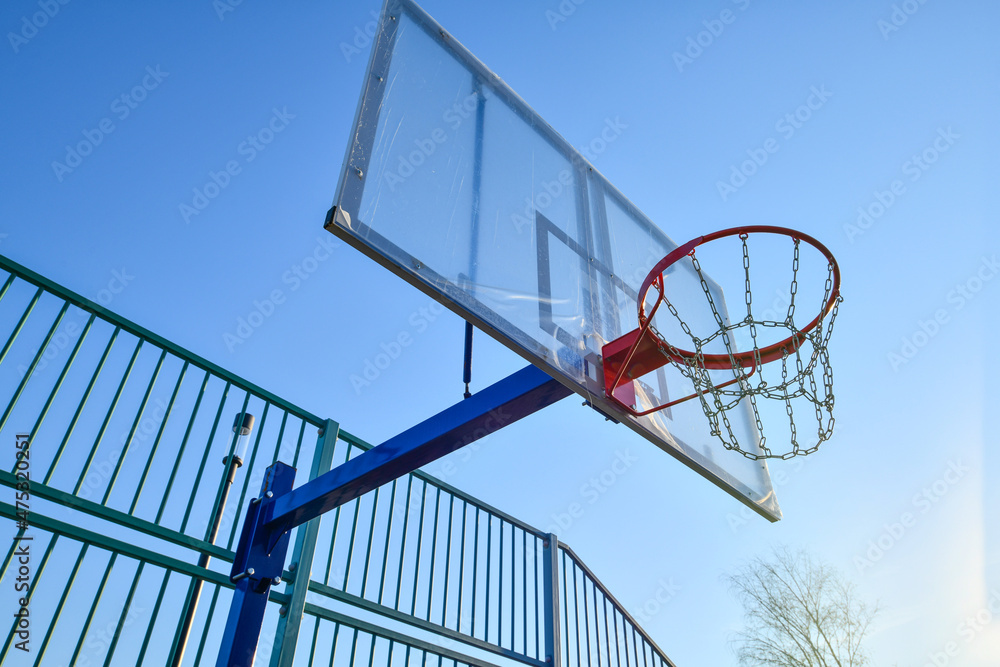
[327,0,780,521]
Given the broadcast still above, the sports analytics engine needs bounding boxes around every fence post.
[543,533,562,667]
[269,419,341,667]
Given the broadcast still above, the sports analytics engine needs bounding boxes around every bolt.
[272,576,282,586]
[266,491,273,499]
[232,568,255,583]
[279,606,288,617]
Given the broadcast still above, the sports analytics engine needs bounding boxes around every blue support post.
[216,462,296,667]
[216,364,570,665]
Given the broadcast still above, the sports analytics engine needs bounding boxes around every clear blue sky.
[2,0,998,664]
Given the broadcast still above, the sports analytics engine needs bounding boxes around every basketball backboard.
[327,0,779,520]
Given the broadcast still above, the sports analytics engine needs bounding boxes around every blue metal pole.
[217,364,570,664]
[264,365,570,534]
[215,462,296,667]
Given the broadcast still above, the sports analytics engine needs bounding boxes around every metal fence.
[0,254,675,667]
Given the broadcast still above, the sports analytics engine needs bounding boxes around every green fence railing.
[0,253,675,667]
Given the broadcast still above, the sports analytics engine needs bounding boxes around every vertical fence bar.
[0,273,14,304]
[522,530,527,656]
[361,486,382,598]
[582,577,592,667]
[155,369,210,524]
[511,525,516,651]
[425,486,441,620]
[26,312,96,444]
[377,479,398,605]
[392,475,413,609]
[562,551,571,667]
[72,339,143,494]
[324,438,356,585]
[100,348,167,505]
[535,536,541,660]
[129,359,188,514]
[44,326,121,485]
[103,561,146,667]
[484,514,492,643]
[179,381,230,533]
[542,534,561,667]
[470,508,480,637]
[456,499,467,634]
[498,519,504,646]
[270,418,341,667]
[409,481,428,616]
[441,494,454,627]
[193,585,223,666]
[68,552,118,665]
[0,301,70,434]
[0,286,42,367]
[32,542,89,666]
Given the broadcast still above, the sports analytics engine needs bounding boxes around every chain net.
[646,234,842,460]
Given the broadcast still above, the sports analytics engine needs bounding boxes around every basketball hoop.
[602,226,842,460]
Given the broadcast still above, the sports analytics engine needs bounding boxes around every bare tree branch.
[725,546,877,667]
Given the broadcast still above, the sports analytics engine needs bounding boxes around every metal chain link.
[787,239,800,324]
[636,235,842,460]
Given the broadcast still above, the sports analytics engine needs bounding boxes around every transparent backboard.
[328,0,779,520]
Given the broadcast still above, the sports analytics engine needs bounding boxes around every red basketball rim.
[637,225,841,369]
